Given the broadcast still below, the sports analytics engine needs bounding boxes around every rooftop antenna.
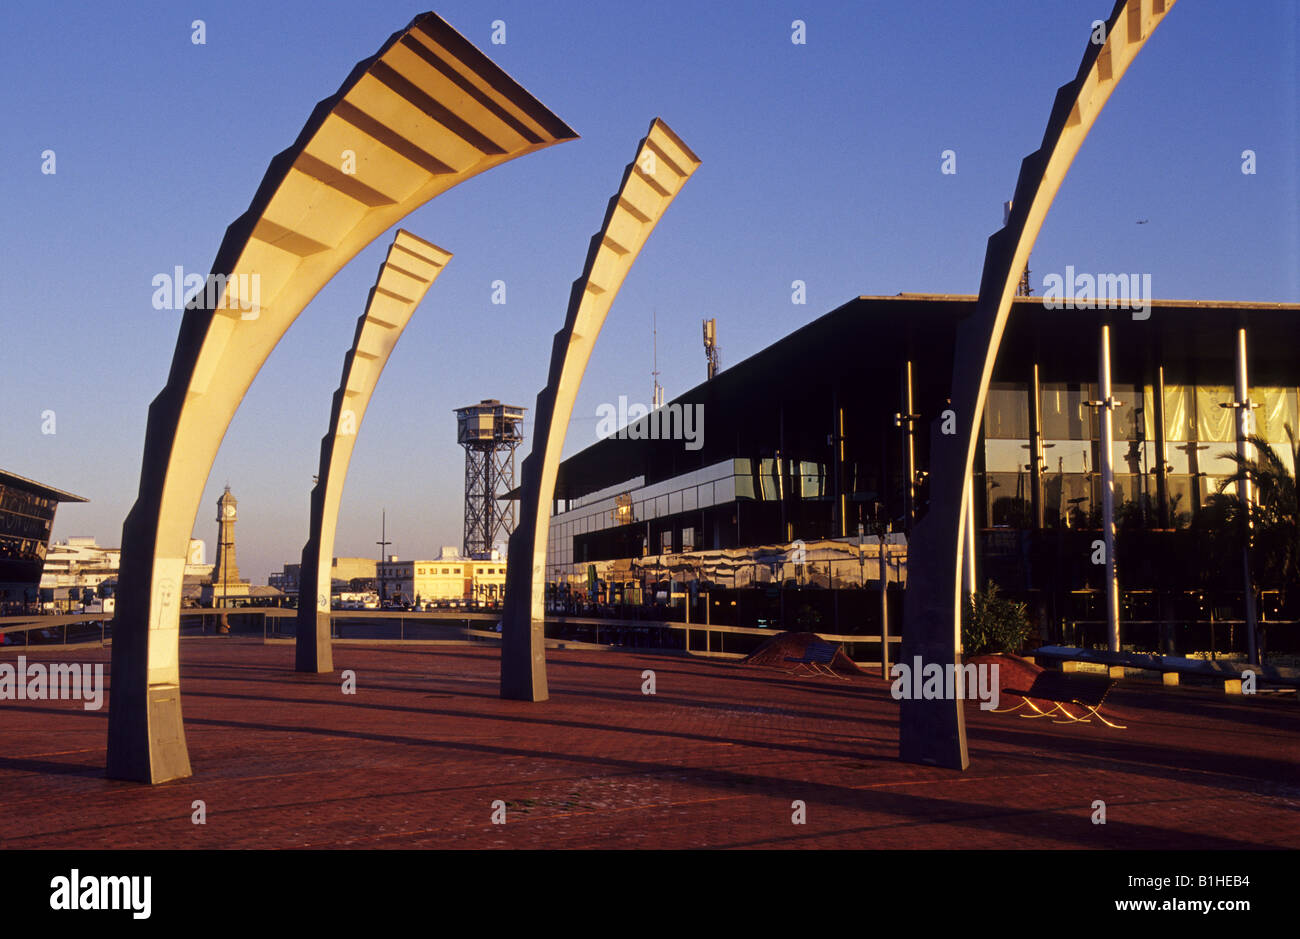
[702,317,719,380]
[1004,200,1033,297]
[651,310,664,409]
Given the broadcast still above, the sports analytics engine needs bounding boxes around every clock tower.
[211,486,244,604]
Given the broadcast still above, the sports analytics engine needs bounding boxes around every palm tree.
[1216,422,1300,606]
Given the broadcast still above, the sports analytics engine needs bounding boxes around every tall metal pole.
[903,361,916,529]
[1232,327,1260,664]
[1154,365,1169,529]
[878,526,890,680]
[221,535,228,613]
[1029,362,1044,529]
[376,510,390,605]
[1098,325,1121,652]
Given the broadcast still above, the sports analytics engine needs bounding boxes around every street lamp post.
[1222,327,1261,664]
[867,507,891,680]
[1085,324,1124,652]
[376,509,391,608]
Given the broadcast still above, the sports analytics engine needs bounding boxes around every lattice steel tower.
[455,400,526,558]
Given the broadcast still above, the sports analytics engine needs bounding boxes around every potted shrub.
[962,580,1031,656]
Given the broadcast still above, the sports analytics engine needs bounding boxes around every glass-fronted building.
[0,469,87,614]
[544,295,1300,650]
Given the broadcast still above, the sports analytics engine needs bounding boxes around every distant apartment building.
[40,537,119,590]
[41,537,207,590]
[268,565,298,593]
[377,547,506,605]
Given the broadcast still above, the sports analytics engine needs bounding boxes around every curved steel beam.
[500,118,700,701]
[295,230,451,673]
[899,0,1177,769]
[108,12,576,783]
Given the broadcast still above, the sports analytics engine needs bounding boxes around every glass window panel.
[1043,441,1095,474]
[1112,383,1144,441]
[1113,474,1147,508]
[1166,443,1201,475]
[1142,384,1157,442]
[1059,473,1096,528]
[1201,449,1240,478]
[1254,387,1297,447]
[1163,384,1194,441]
[758,458,777,500]
[799,461,824,498]
[1114,437,1148,475]
[1041,383,1098,440]
[1196,386,1234,442]
[682,486,697,512]
[986,472,1031,527]
[985,439,1031,473]
[984,384,1030,439]
[718,475,739,502]
[1166,476,1195,527]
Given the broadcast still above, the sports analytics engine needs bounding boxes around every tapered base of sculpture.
[898,649,971,771]
[500,611,548,702]
[295,611,334,673]
[897,505,969,770]
[106,685,193,784]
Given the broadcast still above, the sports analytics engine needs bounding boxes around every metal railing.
[0,614,112,647]
[0,608,899,665]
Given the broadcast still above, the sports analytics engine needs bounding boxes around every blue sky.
[2,0,1296,581]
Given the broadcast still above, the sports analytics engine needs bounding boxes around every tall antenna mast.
[702,317,719,380]
[376,509,391,602]
[1005,200,1033,297]
[651,310,664,410]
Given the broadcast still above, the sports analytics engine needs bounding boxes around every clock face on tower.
[223,505,236,519]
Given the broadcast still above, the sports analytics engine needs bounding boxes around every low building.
[377,548,507,605]
[471,552,506,603]
[0,469,87,614]
[40,537,119,589]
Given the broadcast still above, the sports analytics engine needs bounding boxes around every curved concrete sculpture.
[296,231,451,673]
[108,12,576,783]
[500,118,700,701]
[899,0,1177,769]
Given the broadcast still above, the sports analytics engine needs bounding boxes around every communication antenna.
[702,317,720,380]
[651,310,664,410]
[1004,200,1033,297]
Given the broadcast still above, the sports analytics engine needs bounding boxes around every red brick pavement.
[0,639,1295,849]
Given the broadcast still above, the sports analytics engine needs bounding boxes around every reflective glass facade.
[981,381,1299,531]
[0,481,60,606]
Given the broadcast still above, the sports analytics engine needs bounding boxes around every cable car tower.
[455,399,525,558]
